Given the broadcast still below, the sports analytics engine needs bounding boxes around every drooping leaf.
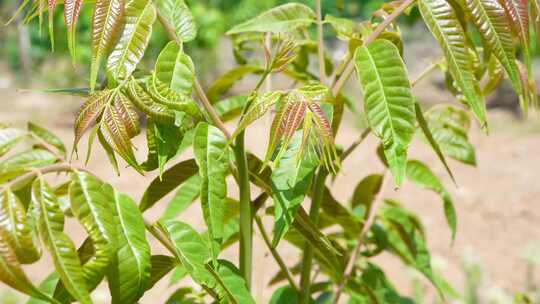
[226,3,316,35]
[0,128,26,157]
[107,0,156,81]
[466,0,524,108]
[31,178,92,304]
[419,0,487,126]
[414,102,455,184]
[319,187,362,238]
[206,66,264,103]
[350,174,383,219]
[160,174,201,222]
[139,158,198,212]
[155,42,195,95]
[0,190,41,264]
[26,273,59,304]
[107,191,151,304]
[406,160,457,239]
[64,0,84,60]
[155,0,197,42]
[69,171,117,291]
[0,230,55,303]
[271,133,319,247]
[193,123,228,261]
[424,105,476,165]
[90,0,125,90]
[28,122,66,156]
[354,39,416,186]
[73,89,111,151]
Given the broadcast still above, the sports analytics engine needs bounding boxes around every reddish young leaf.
[73,90,111,152]
[64,0,84,59]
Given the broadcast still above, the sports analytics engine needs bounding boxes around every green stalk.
[235,132,252,289]
[299,169,327,303]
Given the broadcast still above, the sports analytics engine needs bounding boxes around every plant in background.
[1,0,538,303]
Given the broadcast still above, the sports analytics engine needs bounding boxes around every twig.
[315,0,326,85]
[331,0,417,96]
[255,216,299,291]
[332,172,390,304]
[411,58,444,87]
[340,127,371,162]
[0,163,86,192]
[144,219,178,257]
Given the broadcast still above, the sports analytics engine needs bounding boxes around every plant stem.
[299,169,327,304]
[315,0,326,85]
[331,0,417,96]
[340,127,371,162]
[0,163,86,192]
[332,172,390,304]
[144,220,177,257]
[411,58,444,87]
[255,216,299,291]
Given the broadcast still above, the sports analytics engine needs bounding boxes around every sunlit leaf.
[155,0,197,42]
[28,122,66,156]
[419,0,487,126]
[147,255,178,290]
[233,92,283,138]
[193,123,228,261]
[155,42,195,95]
[31,178,92,304]
[0,190,41,264]
[354,39,416,186]
[226,3,316,35]
[160,174,201,222]
[73,89,111,151]
[107,0,156,81]
[90,0,125,90]
[107,191,151,304]
[208,260,256,304]
[0,128,26,157]
[0,149,57,174]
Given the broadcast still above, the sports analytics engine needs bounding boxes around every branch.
[331,0,417,96]
[0,163,87,192]
[332,172,390,304]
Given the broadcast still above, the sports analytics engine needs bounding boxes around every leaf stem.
[299,168,327,304]
[331,172,390,304]
[340,127,371,162]
[255,216,299,291]
[315,0,326,85]
[0,163,86,192]
[411,58,444,87]
[331,0,416,96]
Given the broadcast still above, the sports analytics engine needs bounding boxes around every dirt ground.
[1,41,539,303]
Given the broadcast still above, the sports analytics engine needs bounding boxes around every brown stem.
[340,127,371,162]
[332,172,390,304]
[331,0,417,96]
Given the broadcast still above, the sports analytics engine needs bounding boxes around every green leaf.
[232,92,283,138]
[90,0,125,91]
[208,260,256,304]
[155,0,197,42]
[354,39,416,186]
[419,0,487,126]
[160,174,201,222]
[466,0,524,107]
[158,221,211,284]
[207,66,264,103]
[0,149,57,173]
[269,285,300,304]
[379,201,442,296]
[64,0,84,60]
[155,42,195,95]
[68,171,117,292]
[324,15,356,41]
[28,122,66,156]
[424,105,476,165]
[147,255,178,290]
[107,0,156,81]
[414,102,455,184]
[107,191,151,304]
[73,90,111,151]
[319,188,362,238]
[226,3,316,35]
[31,178,92,304]
[0,190,41,264]
[0,128,26,157]
[406,160,457,239]
[139,159,198,212]
[193,123,228,261]
[26,273,59,304]
[214,96,249,122]
[351,174,383,219]
[271,133,319,247]
[0,230,55,303]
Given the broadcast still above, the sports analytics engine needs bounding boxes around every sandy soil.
[1,47,539,303]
